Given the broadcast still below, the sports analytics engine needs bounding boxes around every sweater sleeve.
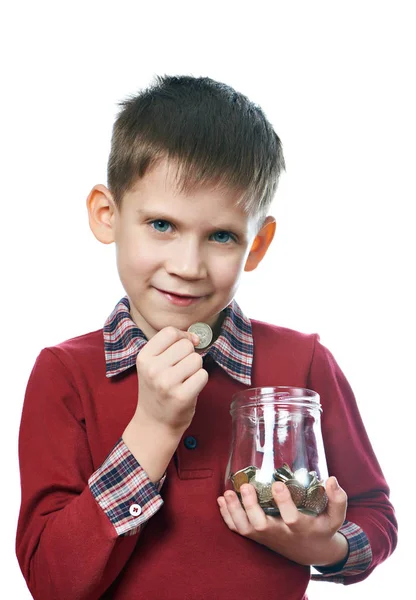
[16,348,164,600]
[307,336,398,584]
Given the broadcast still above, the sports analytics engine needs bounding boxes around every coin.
[232,471,250,493]
[242,465,258,481]
[273,464,294,483]
[251,480,274,505]
[187,322,213,349]
[303,484,328,515]
[285,480,307,507]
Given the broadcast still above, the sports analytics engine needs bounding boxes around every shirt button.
[129,503,142,517]
[184,435,198,450]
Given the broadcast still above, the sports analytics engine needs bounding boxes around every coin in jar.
[187,322,213,349]
[251,480,274,505]
[231,471,250,493]
[285,480,307,507]
[304,484,328,515]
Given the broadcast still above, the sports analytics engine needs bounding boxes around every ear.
[86,184,117,244]
[244,216,276,272]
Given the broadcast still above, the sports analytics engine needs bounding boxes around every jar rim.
[230,386,321,412]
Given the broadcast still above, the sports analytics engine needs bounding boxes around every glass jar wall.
[225,387,329,516]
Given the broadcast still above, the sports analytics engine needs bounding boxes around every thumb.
[325,476,347,527]
[187,332,201,346]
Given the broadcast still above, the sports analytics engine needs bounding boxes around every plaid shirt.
[88,296,372,581]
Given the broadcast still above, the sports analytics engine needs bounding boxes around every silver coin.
[286,480,307,507]
[251,480,274,506]
[303,484,328,515]
[187,322,213,349]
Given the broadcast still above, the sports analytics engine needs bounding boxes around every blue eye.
[211,231,234,243]
[151,220,171,233]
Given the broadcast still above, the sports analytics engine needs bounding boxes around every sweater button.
[184,435,198,450]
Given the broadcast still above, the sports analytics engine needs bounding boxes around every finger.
[157,337,198,369]
[217,496,238,531]
[177,367,209,399]
[173,352,204,382]
[159,352,203,389]
[141,326,199,357]
[272,482,303,527]
[239,484,269,532]
[223,490,253,535]
[325,477,348,527]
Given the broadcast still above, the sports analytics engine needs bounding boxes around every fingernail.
[332,477,339,490]
[274,482,286,495]
[191,333,200,345]
[240,484,250,497]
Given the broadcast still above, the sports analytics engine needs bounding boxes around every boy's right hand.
[134,326,209,434]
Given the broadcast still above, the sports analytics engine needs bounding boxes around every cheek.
[116,237,157,279]
[210,254,246,289]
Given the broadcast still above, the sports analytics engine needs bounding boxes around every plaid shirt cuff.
[88,438,165,536]
[311,520,372,582]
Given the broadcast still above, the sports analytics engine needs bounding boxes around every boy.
[16,75,397,599]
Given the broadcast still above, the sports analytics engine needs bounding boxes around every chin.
[143,313,190,332]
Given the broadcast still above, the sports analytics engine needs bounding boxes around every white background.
[1,1,414,597]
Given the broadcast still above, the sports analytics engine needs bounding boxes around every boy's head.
[87,75,285,339]
[106,74,285,225]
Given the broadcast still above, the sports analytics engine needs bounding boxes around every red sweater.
[16,320,397,599]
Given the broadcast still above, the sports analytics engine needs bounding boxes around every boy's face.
[89,159,274,340]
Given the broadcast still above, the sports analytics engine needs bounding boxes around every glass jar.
[225,386,329,516]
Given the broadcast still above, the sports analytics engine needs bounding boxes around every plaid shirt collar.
[103,296,253,385]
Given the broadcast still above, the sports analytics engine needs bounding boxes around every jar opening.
[230,386,321,413]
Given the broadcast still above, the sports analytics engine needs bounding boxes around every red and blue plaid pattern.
[104,296,253,385]
[103,297,148,377]
[311,520,372,581]
[91,296,372,577]
[88,438,165,536]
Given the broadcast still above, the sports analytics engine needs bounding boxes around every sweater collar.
[103,296,253,385]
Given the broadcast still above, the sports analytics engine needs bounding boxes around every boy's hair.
[108,75,285,222]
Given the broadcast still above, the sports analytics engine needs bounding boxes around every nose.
[165,236,207,280]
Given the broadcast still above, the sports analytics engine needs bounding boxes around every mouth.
[154,288,204,307]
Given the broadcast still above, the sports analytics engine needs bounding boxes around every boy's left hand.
[217,476,348,567]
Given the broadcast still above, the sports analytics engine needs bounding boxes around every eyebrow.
[136,208,246,235]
